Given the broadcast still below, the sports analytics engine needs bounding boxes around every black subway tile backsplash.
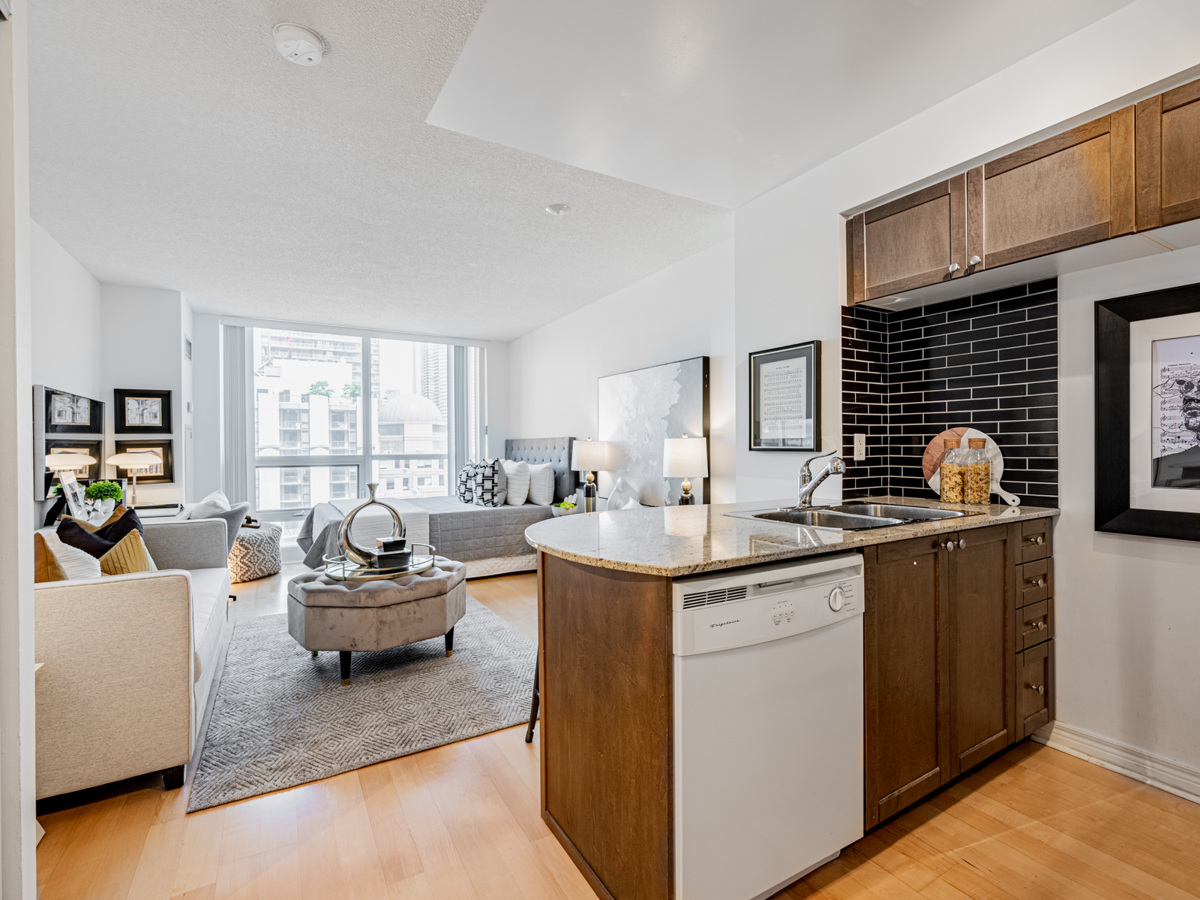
[841,280,1059,506]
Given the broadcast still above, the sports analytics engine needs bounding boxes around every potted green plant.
[85,480,123,503]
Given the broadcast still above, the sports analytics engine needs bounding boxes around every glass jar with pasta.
[939,437,965,503]
[963,438,991,505]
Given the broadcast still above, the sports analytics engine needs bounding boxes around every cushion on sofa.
[33,533,68,583]
[187,490,232,520]
[57,507,145,558]
[99,530,158,576]
[38,531,103,581]
[186,500,250,557]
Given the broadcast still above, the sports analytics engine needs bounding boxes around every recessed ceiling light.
[273,23,328,66]
[545,203,571,216]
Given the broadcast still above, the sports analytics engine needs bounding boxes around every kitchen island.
[524,497,1059,900]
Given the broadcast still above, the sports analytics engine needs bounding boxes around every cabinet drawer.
[1019,519,1053,564]
[1017,599,1054,651]
[1018,559,1052,607]
[1017,641,1054,738]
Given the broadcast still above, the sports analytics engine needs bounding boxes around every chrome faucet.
[793,450,846,509]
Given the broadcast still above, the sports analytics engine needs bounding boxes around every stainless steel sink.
[744,508,908,531]
[830,503,980,521]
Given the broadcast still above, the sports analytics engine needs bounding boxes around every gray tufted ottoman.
[287,558,467,685]
[228,523,283,584]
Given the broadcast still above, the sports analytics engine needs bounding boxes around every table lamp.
[572,438,610,513]
[663,435,708,505]
[106,450,162,507]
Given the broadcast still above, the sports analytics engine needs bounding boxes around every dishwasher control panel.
[673,553,865,656]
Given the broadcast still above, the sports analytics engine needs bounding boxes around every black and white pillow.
[471,458,508,507]
[456,464,476,503]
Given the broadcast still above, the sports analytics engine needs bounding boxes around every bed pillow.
[501,460,530,506]
[456,464,476,503]
[471,459,508,507]
[527,463,555,506]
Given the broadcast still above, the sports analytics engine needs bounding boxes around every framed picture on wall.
[114,389,172,434]
[749,341,821,451]
[113,439,174,484]
[1096,282,1200,541]
[40,386,103,434]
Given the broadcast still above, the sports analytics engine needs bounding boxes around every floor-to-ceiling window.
[248,326,486,540]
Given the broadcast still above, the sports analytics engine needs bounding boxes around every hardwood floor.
[36,568,1200,899]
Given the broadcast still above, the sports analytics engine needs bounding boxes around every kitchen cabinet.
[864,522,1037,829]
[1135,80,1200,230]
[968,107,1135,271]
[846,176,966,304]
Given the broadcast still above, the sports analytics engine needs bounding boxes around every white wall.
[191,313,223,499]
[0,1,37,893]
[30,220,101,397]
[508,240,737,502]
[1053,247,1200,777]
[100,283,192,504]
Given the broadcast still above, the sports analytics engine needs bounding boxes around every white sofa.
[34,518,232,799]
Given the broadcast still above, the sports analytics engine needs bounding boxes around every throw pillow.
[471,459,508,507]
[188,489,232,520]
[456,464,476,504]
[501,460,531,506]
[99,530,158,576]
[527,463,555,506]
[57,507,145,558]
[33,533,68,583]
[41,531,102,580]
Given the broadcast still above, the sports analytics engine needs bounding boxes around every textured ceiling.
[28,1,731,342]
[431,0,1137,208]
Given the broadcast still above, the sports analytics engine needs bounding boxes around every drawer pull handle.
[1028,577,1045,588]
[1028,535,1045,545]
[1029,684,1045,694]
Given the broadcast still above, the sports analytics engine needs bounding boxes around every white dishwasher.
[673,552,865,900]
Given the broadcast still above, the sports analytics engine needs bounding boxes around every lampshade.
[663,435,709,478]
[572,439,610,473]
[106,450,162,471]
[44,453,96,471]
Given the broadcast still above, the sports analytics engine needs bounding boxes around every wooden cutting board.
[923,427,1021,506]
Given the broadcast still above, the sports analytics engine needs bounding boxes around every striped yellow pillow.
[99,530,158,576]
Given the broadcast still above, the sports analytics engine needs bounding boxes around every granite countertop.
[524,495,1059,578]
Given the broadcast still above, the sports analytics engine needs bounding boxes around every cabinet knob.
[958,538,966,549]
[1028,577,1045,588]
[945,540,955,551]
[968,255,982,266]
[1028,535,1044,545]
[1029,684,1045,695]
[1035,621,1047,630]
[948,263,961,274]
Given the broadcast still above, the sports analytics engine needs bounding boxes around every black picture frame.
[43,386,103,434]
[749,341,821,451]
[1096,283,1200,541]
[113,439,174,484]
[114,388,172,434]
[43,439,102,498]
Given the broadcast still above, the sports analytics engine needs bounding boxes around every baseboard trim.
[1034,721,1200,804]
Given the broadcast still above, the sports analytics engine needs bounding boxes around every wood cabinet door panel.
[863,539,950,827]
[1017,641,1054,738]
[1019,518,1053,563]
[1138,80,1200,230]
[948,524,1014,776]
[978,110,1135,270]
[850,177,966,303]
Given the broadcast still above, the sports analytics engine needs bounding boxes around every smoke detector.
[273,24,327,66]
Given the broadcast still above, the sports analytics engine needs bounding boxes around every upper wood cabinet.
[846,176,966,304]
[1136,80,1200,229]
[969,107,1135,271]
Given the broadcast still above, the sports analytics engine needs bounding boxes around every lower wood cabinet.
[864,520,1052,830]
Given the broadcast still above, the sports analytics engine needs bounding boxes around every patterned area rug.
[187,597,536,812]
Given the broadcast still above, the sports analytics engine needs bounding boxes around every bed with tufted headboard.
[296,437,577,578]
